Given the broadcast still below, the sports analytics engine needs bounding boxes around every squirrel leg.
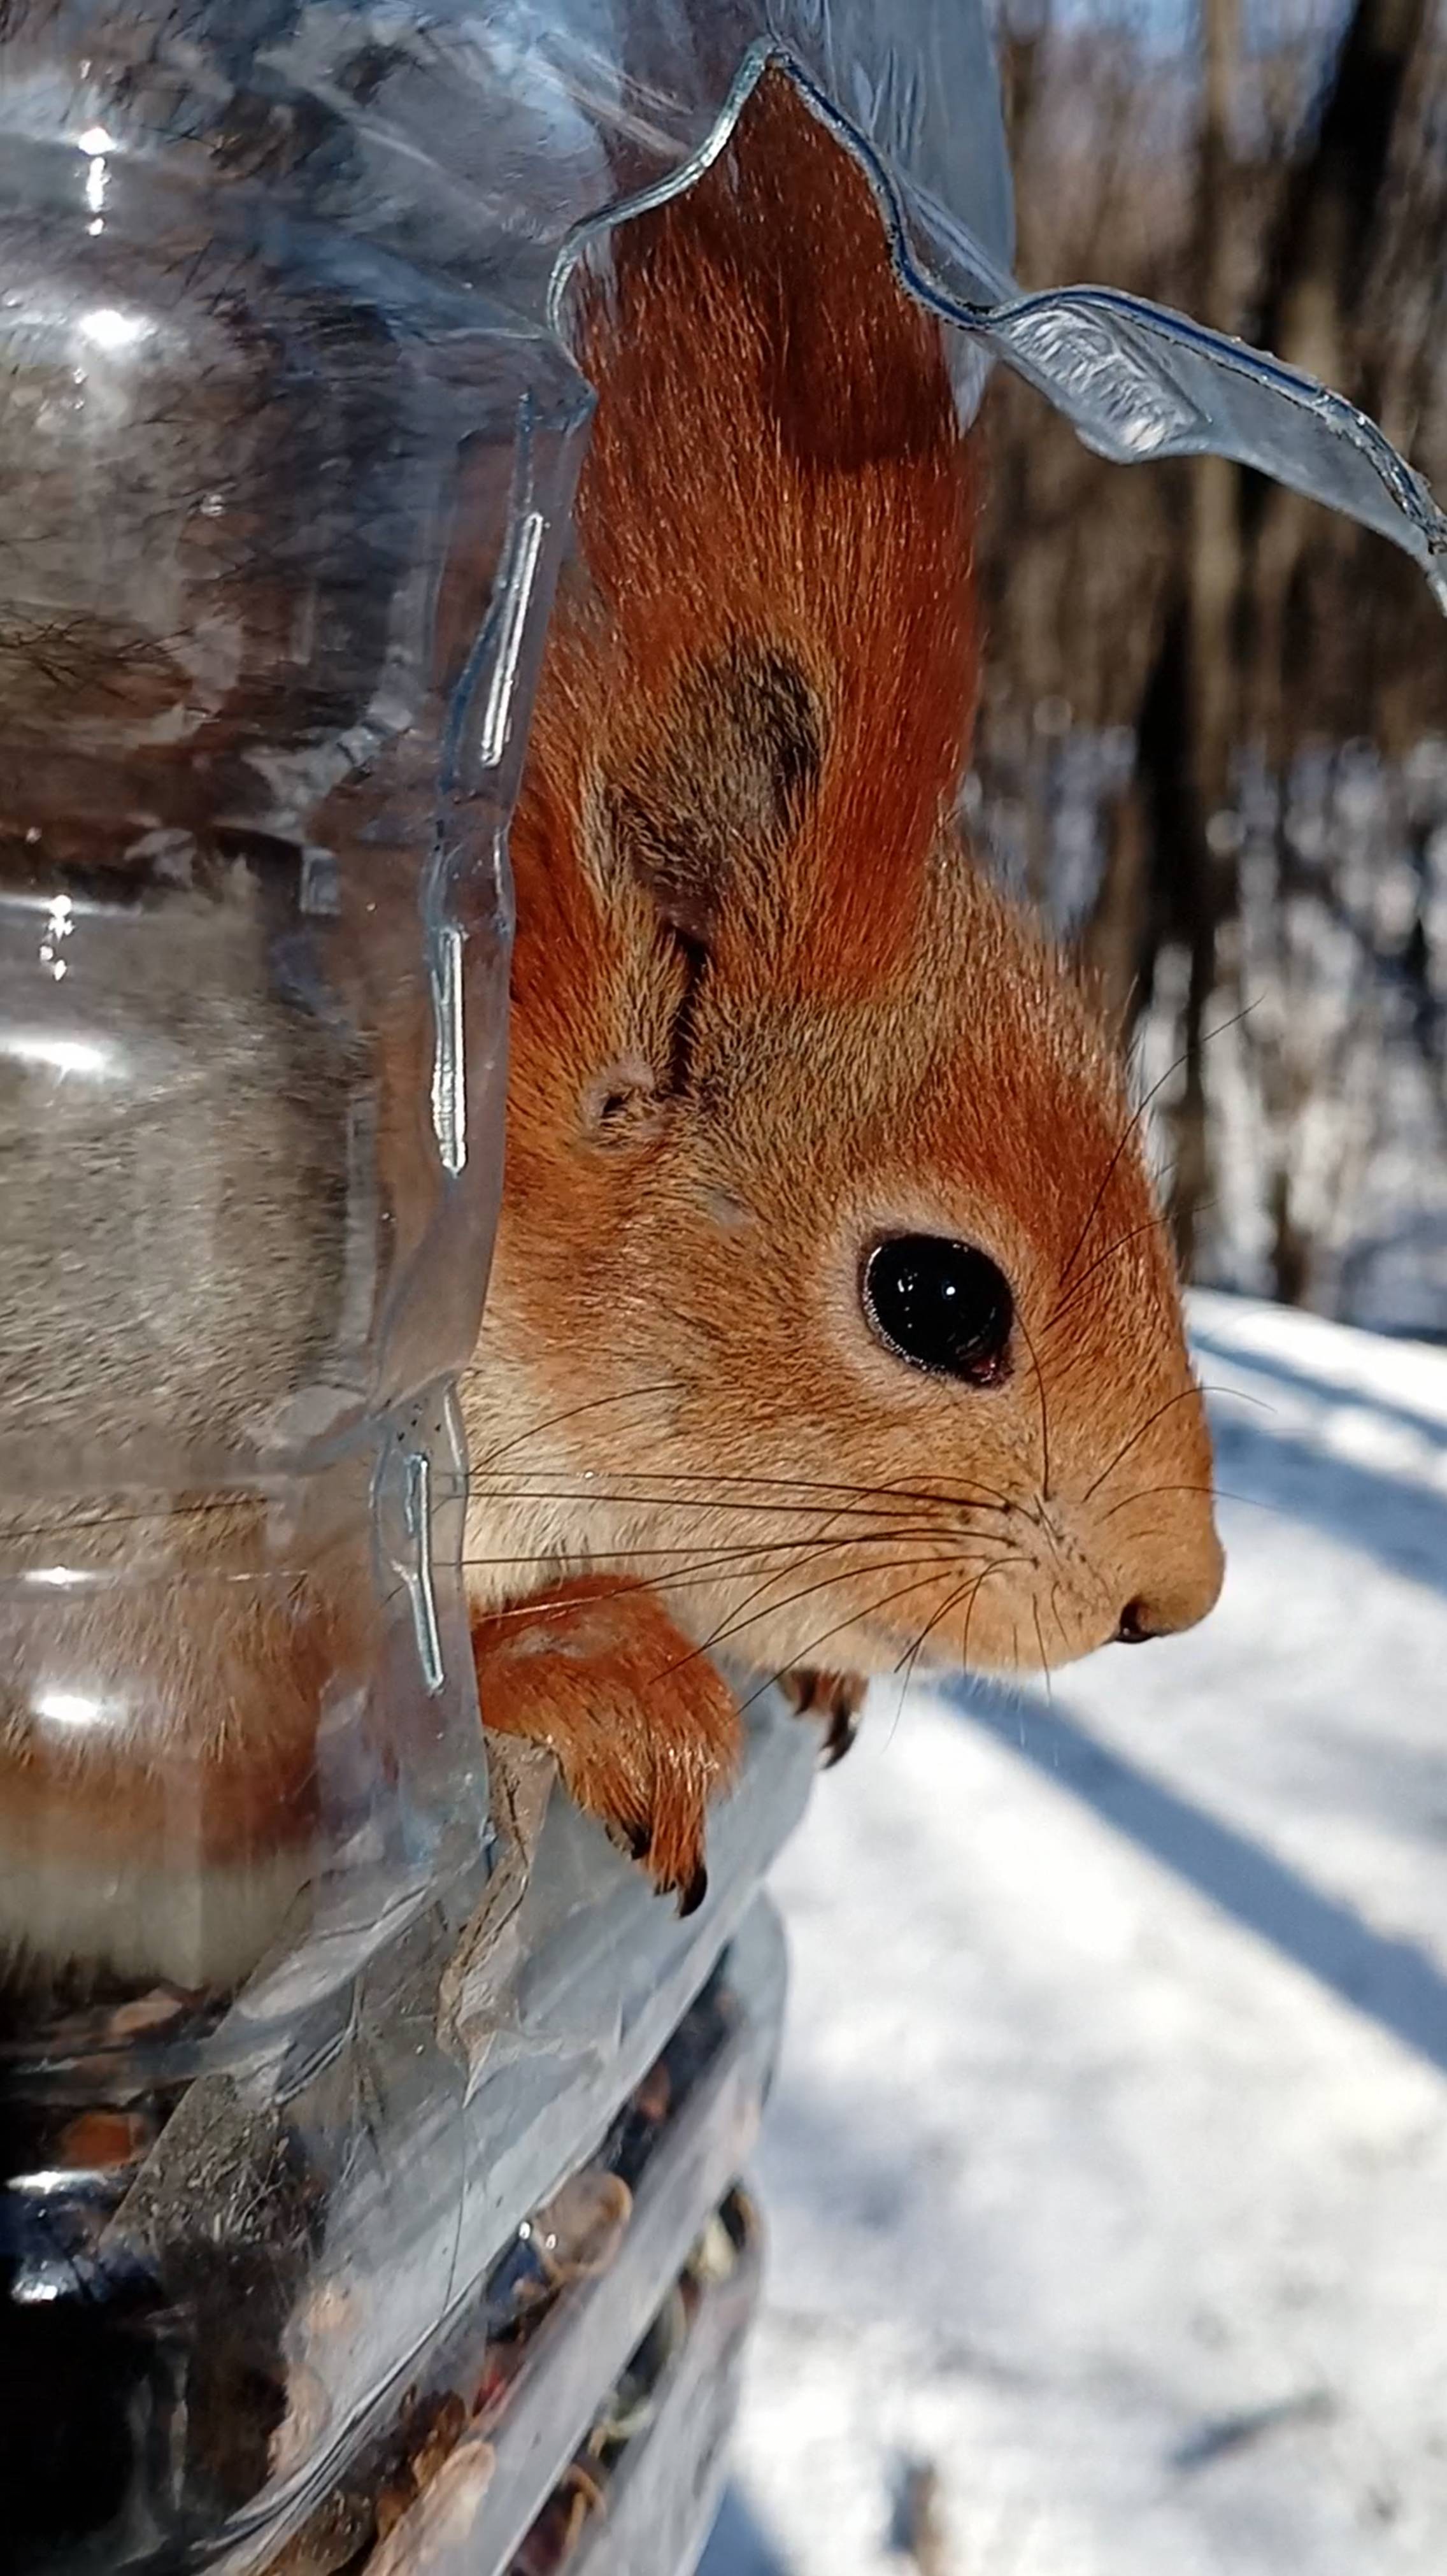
[470,1578,743,1915]
[778,1668,867,1768]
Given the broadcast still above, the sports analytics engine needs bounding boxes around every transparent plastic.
[1,3,1442,2572]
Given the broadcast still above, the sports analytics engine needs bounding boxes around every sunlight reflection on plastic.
[34,1691,122,1733]
[997,307,1187,457]
[4,1034,113,1077]
[78,306,151,351]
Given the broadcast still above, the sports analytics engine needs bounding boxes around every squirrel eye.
[862,1235,1014,1385]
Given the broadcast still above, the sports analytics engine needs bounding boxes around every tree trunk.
[1246,0,1431,743]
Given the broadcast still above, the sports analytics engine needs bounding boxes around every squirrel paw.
[470,1579,743,1915]
[779,1668,867,1768]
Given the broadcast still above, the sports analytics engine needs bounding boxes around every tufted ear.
[503,60,978,1138]
[604,640,826,949]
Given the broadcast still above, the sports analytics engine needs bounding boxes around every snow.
[976,729,1447,1337]
[700,1290,1447,2576]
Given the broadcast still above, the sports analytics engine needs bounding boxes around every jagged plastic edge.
[546,36,1447,612]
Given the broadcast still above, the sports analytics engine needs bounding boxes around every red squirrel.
[461,72,1223,1913]
[0,70,1220,1993]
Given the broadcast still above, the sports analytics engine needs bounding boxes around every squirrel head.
[472,69,1223,1682]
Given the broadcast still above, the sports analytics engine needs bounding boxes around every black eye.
[862,1235,1014,1384]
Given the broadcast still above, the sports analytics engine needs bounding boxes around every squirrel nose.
[1115,1598,1158,1643]
[1115,1534,1224,1645]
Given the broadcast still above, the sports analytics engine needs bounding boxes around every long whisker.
[1196,1385,1278,1415]
[1056,1003,1256,1292]
[892,1564,997,1681]
[1048,1215,1171,1321]
[455,1525,962,1621]
[469,1465,1016,1519]
[453,1554,843,1626]
[664,1547,1005,1682]
[467,1482,930,1524]
[1048,1575,1068,1663]
[743,1524,1014,1645]
[0,1492,293,1547]
[457,1527,949,1573]
[1080,1384,1213,1503]
[1031,1597,1053,1699]
[737,1564,1016,1717]
[961,1553,1027,1674]
[392,1550,836,1636]
[460,1349,1019,1519]
[1099,1482,1283,1521]
[1013,1310,1053,1502]
[888,1565,1004,1744]
[1076,1377,1269,1514]
[473,1383,678,1466]
[457,1339,681,1382]
[664,1496,982,1652]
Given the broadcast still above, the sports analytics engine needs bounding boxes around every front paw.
[471,1581,743,1915]
[779,1668,867,1768]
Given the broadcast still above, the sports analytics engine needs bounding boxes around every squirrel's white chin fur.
[0,1838,313,1990]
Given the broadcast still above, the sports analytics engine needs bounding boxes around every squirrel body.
[460,73,1222,1907]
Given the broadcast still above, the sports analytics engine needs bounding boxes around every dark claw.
[676,1863,708,1919]
[822,1704,860,1768]
[624,1820,653,1862]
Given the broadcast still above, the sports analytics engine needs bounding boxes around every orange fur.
[471,1578,739,1911]
[0,1494,376,1984]
[461,71,1223,1896]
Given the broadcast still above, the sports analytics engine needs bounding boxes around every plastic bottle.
[0,9,590,2560]
[1,6,1439,2568]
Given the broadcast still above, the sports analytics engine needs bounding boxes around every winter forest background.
[700,15,1447,2573]
[973,0,1447,1336]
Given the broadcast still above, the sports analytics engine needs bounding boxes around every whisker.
[1013,1310,1053,1502]
[1080,1384,1213,1503]
[0,1492,288,1548]
[465,1481,990,1531]
[1048,1215,1171,1321]
[1031,1597,1053,1698]
[468,1466,1016,1518]
[892,1567,993,1681]
[1196,1385,1278,1415]
[458,1557,834,1626]
[1056,1003,1257,1292]
[473,1383,678,1467]
[457,1340,681,1384]
[1048,1575,1068,1664]
[664,1548,1006,1683]
[1076,1377,1274,1514]
[455,1527,963,1628]
[960,1553,1027,1673]
[736,1564,1012,1717]
[459,1347,1018,1520]
[664,1521,962,1660]
[1099,1482,1283,1521]
[457,1525,952,1573]
[888,1568,997,1745]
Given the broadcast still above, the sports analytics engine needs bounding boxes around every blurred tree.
[978,0,1447,1316]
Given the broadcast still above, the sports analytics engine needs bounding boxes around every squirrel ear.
[604,641,825,948]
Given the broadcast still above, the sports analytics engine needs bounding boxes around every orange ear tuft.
[511,66,979,1026]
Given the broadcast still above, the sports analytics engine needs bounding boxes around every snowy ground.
[700,1289,1447,2576]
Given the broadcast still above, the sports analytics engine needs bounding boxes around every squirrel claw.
[779,1668,867,1767]
[471,1580,741,1910]
[822,1707,859,1768]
